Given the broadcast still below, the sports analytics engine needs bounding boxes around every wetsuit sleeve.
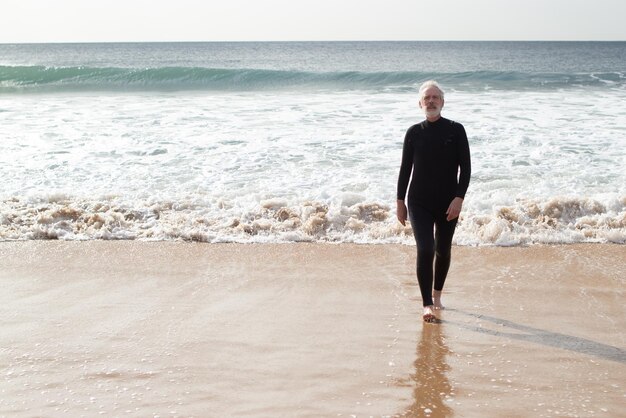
[456,124,471,199]
[397,127,414,200]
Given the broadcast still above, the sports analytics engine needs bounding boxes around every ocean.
[1,41,625,245]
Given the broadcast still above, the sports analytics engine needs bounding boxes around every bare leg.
[433,289,445,310]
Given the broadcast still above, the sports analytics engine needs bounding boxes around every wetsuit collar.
[424,116,447,128]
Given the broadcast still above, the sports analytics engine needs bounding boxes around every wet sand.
[0,242,624,417]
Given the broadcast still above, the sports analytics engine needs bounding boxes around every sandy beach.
[0,242,624,417]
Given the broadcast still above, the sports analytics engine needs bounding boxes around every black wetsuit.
[397,117,471,307]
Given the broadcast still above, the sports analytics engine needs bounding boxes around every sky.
[2,0,625,43]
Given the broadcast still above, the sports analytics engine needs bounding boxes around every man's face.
[419,87,444,119]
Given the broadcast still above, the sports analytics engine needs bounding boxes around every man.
[396,80,471,323]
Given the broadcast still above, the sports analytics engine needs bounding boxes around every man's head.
[418,80,445,121]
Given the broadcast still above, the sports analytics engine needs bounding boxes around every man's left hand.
[446,197,464,221]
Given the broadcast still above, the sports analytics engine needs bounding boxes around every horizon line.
[1,39,625,45]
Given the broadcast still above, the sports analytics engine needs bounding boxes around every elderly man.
[396,80,471,323]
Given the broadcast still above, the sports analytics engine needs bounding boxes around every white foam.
[1,194,624,244]
[1,88,625,245]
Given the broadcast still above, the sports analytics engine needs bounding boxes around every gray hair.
[419,80,444,100]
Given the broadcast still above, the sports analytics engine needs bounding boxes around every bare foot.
[423,305,436,323]
[433,290,445,310]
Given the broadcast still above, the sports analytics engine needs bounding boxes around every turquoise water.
[1,41,625,91]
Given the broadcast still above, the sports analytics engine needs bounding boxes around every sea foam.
[1,194,624,244]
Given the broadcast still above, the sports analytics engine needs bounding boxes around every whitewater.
[0,41,625,245]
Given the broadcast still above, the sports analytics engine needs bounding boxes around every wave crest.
[1,65,624,92]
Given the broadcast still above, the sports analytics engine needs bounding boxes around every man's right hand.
[396,200,407,226]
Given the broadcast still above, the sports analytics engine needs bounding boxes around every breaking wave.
[1,195,624,245]
[1,65,625,93]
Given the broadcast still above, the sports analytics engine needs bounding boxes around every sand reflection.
[404,324,453,417]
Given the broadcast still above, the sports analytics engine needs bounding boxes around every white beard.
[425,108,441,118]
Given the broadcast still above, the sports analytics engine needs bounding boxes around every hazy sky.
[2,0,625,43]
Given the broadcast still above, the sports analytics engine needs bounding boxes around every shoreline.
[1,242,624,417]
